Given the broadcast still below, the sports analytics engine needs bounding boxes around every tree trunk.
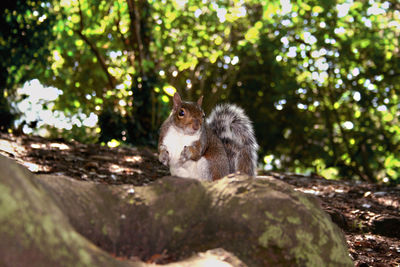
[0,155,353,266]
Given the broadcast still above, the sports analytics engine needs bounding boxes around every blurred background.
[0,0,399,184]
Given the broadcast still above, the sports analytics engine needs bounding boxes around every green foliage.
[2,0,400,183]
[228,0,400,184]
[0,0,56,130]
[0,0,56,87]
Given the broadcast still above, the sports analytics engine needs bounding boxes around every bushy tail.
[207,104,259,176]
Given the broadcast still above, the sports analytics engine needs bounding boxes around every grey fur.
[207,104,259,176]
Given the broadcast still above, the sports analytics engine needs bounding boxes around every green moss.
[42,215,60,245]
[173,226,183,233]
[0,184,23,242]
[167,209,174,215]
[292,230,323,266]
[296,194,317,211]
[264,211,281,222]
[327,228,354,265]
[1,174,87,265]
[0,184,19,217]
[102,225,108,236]
[42,215,54,233]
[318,229,329,247]
[78,248,93,266]
[60,229,82,245]
[258,225,290,248]
[25,222,35,236]
[287,216,301,225]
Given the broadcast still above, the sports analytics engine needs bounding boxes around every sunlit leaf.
[245,27,259,44]
[163,85,176,96]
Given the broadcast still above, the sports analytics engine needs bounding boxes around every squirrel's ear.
[173,92,182,111]
[197,96,203,107]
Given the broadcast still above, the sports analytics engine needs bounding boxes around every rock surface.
[0,155,352,266]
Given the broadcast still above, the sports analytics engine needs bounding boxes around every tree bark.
[0,155,353,266]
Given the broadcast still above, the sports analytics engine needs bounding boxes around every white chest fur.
[162,126,210,180]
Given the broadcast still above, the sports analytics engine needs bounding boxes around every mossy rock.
[0,155,352,266]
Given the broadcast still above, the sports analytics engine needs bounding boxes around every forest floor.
[0,132,399,267]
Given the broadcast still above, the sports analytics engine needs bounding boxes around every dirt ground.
[0,132,399,266]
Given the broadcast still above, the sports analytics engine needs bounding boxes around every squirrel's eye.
[178,109,185,117]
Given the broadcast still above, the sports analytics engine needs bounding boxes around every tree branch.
[126,0,146,78]
[74,0,116,89]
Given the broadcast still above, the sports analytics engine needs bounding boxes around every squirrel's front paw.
[159,147,169,166]
[179,146,192,163]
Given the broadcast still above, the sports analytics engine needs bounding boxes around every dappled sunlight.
[108,163,125,173]
[14,79,99,137]
[30,143,46,149]
[374,195,400,209]
[23,161,51,172]
[124,155,143,164]
[0,133,166,185]
[4,0,400,184]
[107,139,121,148]
[0,137,50,173]
[0,139,27,156]
[108,163,143,175]
[30,142,70,150]
[49,143,70,150]
[294,185,349,197]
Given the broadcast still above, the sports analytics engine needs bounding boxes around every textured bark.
[0,155,353,266]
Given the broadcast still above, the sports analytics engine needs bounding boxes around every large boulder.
[0,155,353,266]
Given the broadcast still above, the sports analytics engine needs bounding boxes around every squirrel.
[158,92,258,181]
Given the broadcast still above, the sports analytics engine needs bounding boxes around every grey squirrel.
[158,92,258,181]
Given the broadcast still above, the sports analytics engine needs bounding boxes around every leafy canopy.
[3,0,400,183]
